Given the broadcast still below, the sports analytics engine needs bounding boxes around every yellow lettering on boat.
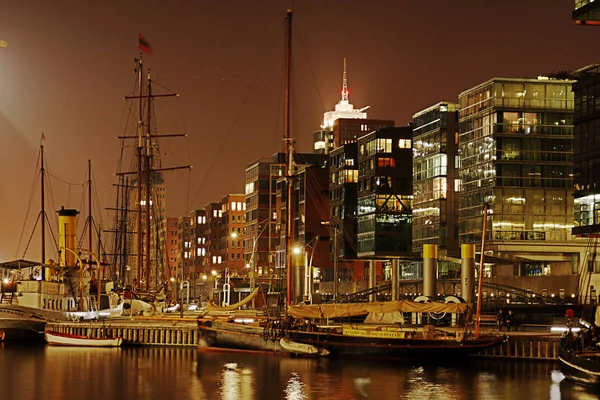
[342,328,405,339]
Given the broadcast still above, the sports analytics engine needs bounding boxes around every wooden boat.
[280,337,329,356]
[198,299,503,360]
[558,308,600,386]
[558,346,600,386]
[44,331,122,347]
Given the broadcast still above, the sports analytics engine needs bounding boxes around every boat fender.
[456,332,464,342]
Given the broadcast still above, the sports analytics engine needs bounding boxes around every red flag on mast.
[138,33,153,55]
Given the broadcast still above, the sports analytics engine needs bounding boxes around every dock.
[45,318,563,360]
[46,316,199,347]
[474,331,561,361]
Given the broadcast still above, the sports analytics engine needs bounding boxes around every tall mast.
[41,142,46,278]
[136,57,144,291]
[122,177,129,286]
[475,203,488,339]
[285,8,294,306]
[116,55,191,293]
[111,176,121,285]
[88,159,93,269]
[145,70,152,292]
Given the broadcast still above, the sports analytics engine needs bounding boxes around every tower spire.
[341,57,349,103]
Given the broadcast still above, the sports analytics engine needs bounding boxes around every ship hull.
[198,320,285,354]
[558,347,600,386]
[289,330,501,360]
[198,319,502,360]
[0,306,47,342]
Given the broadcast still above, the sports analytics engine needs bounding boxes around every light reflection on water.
[1,343,600,400]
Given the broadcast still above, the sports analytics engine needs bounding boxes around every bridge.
[327,279,571,307]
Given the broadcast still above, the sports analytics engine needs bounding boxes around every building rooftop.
[459,76,576,97]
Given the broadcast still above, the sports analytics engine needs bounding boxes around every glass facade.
[412,102,460,255]
[329,144,359,259]
[458,78,575,244]
[573,65,600,235]
[356,127,414,258]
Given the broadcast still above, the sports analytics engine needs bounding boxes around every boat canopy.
[206,287,261,312]
[288,300,471,319]
[0,259,40,270]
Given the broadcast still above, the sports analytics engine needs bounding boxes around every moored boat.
[44,331,122,347]
[0,146,125,342]
[198,299,503,360]
[558,347,600,386]
[558,308,600,386]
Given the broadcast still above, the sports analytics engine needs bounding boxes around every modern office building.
[572,65,600,238]
[573,0,600,25]
[356,127,414,259]
[458,77,587,290]
[329,143,359,260]
[244,158,284,278]
[412,102,460,258]
[273,153,329,303]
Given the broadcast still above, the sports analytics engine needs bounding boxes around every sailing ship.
[197,9,503,360]
[106,53,190,311]
[0,148,124,341]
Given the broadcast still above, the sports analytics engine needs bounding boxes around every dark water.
[1,344,598,400]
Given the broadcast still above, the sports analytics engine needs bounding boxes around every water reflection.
[284,371,307,400]
[2,344,600,400]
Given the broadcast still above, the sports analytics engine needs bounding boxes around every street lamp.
[293,236,319,304]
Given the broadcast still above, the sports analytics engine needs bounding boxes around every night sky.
[0,0,597,261]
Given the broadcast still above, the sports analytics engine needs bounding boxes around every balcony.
[573,0,600,25]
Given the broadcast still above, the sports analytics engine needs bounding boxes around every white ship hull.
[45,331,122,347]
[0,301,124,342]
[0,305,47,341]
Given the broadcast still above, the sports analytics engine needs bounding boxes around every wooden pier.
[46,317,198,347]
[475,333,561,361]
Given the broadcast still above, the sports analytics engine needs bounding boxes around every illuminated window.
[376,138,392,153]
[344,170,358,183]
[377,157,396,167]
[399,139,411,149]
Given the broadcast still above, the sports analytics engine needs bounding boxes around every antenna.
[341,57,349,102]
